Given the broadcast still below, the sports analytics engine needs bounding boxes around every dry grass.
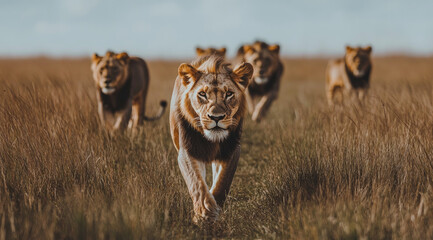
[1,56,433,239]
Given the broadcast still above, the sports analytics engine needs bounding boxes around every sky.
[1,0,433,58]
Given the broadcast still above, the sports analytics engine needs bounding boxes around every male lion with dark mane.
[91,51,167,133]
[326,45,373,105]
[195,47,226,58]
[237,41,283,122]
[169,55,253,223]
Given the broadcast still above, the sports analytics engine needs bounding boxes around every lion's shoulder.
[328,58,344,66]
[128,57,148,73]
[326,58,345,73]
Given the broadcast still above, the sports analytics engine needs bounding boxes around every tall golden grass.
[1,56,433,239]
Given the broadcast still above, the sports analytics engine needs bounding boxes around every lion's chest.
[178,117,241,162]
[345,65,371,90]
[248,80,275,97]
[100,78,132,113]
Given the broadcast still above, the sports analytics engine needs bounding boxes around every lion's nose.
[208,114,225,123]
[259,69,266,75]
[104,78,113,84]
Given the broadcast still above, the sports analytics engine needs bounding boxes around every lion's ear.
[196,47,204,55]
[237,45,253,57]
[268,44,280,54]
[116,52,129,64]
[236,45,245,57]
[243,45,254,54]
[105,51,114,57]
[178,63,200,86]
[345,45,354,52]
[218,47,227,55]
[232,62,253,90]
[91,53,102,63]
[364,46,372,54]
[91,53,102,71]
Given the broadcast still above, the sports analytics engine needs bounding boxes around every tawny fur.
[236,41,283,122]
[169,55,252,223]
[326,46,373,105]
[195,47,226,58]
[91,51,167,133]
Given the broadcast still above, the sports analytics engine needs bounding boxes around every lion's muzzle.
[207,114,225,123]
[103,78,114,84]
[100,78,117,94]
[254,77,269,84]
[206,114,228,130]
[202,113,230,142]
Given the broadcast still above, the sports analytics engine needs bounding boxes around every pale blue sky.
[1,0,433,58]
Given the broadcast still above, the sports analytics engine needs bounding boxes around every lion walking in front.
[169,55,253,224]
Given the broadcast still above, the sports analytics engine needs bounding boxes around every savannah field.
[1,56,433,239]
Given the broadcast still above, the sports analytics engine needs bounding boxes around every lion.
[91,51,167,133]
[236,41,284,122]
[169,55,253,223]
[195,47,226,58]
[326,45,373,105]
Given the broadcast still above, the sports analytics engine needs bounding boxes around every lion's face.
[196,47,226,58]
[178,58,253,142]
[91,51,130,95]
[238,42,280,85]
[345,46,372,77]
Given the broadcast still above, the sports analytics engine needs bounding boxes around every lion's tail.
[144,100,167,121]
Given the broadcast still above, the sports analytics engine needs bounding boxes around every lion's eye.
[198,91,207,98]
[226,91,233,98]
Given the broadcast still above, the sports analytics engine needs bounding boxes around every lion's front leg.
[97,93,114,131]
[245,89,255,114]
[357,88,368,102]
[177,149,221,223]
[99,108,118,133]
[210,146,240,207]
[251,92,277,122]
[113,102,132,132]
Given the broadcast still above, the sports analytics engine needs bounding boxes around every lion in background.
[237,41,284,122]
[326,45,373,105]
[195,47,227,58]
[169,55,253,223]
[91,51,167,133]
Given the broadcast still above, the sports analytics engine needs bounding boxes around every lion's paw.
[192,195,221,225]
